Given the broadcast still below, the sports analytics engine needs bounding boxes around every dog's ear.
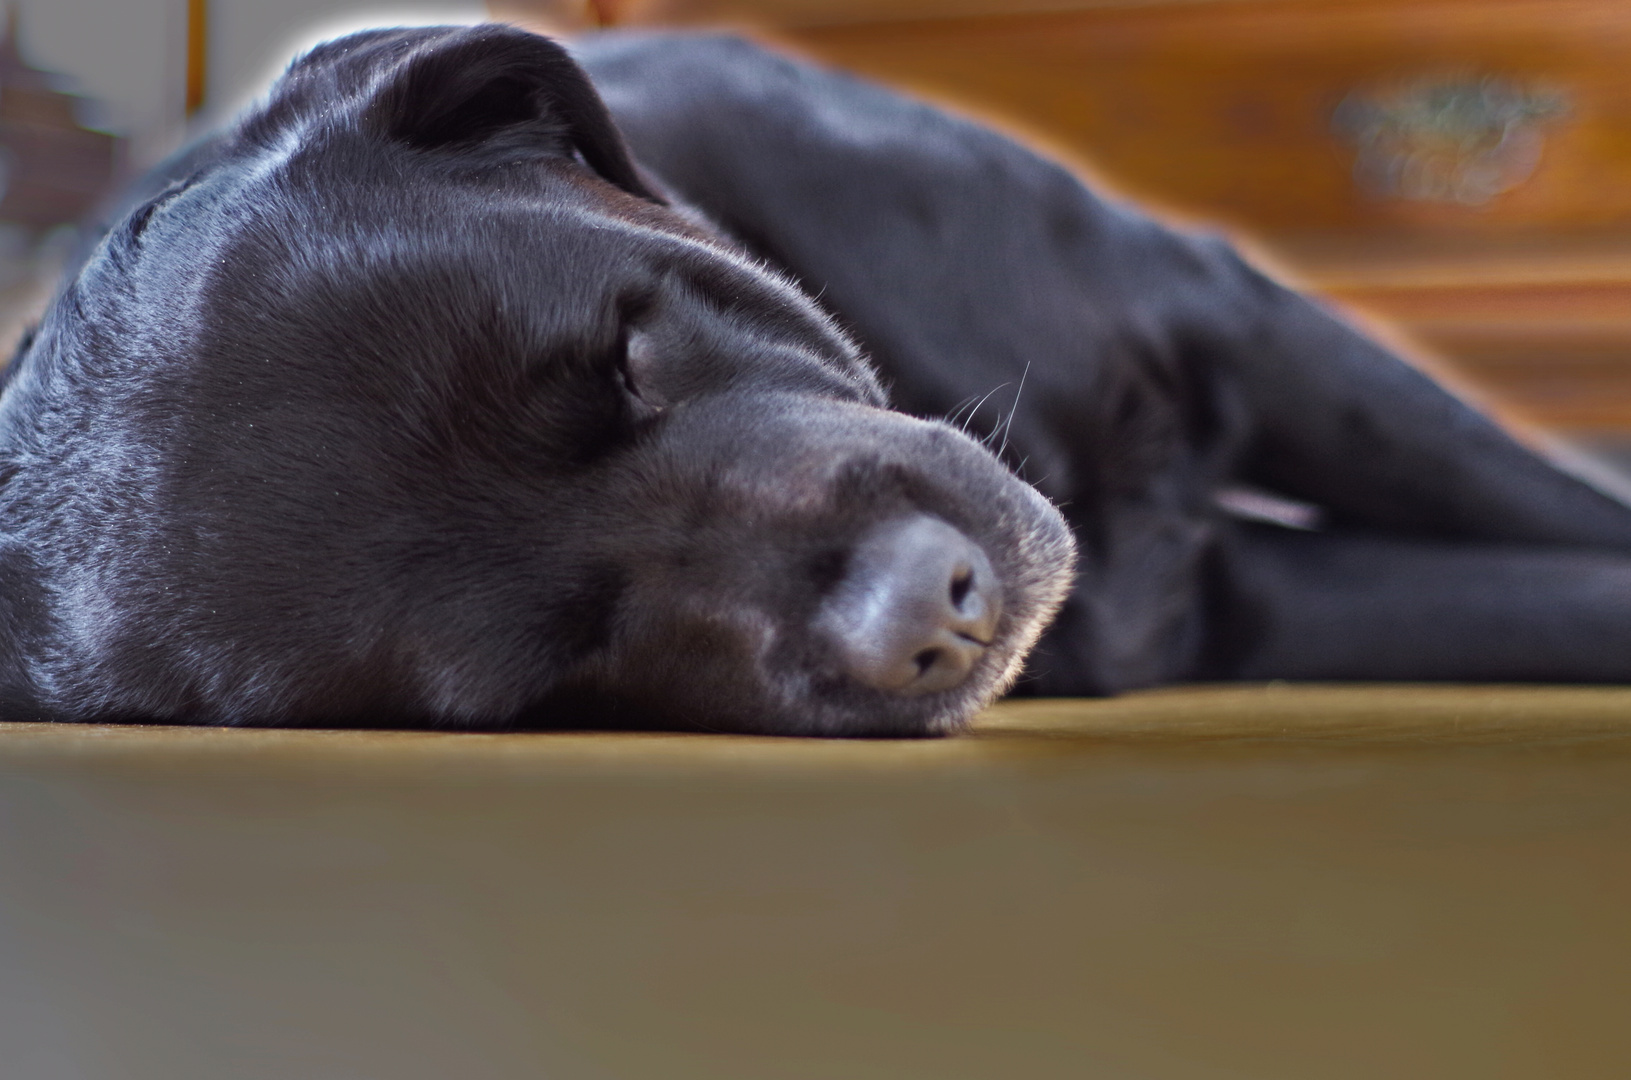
[368,25,662,203]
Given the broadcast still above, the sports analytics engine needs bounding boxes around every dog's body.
[2,25,1630,733]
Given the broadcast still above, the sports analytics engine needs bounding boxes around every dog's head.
[0,26,1073,735]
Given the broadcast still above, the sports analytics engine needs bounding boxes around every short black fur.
[0,25,1627,734]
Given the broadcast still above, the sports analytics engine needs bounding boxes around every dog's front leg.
[1203,522,1631,682]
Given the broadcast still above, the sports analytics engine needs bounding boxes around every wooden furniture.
[493,0,1631,434]
[0,10,119,234]
[7,688,1631,1078]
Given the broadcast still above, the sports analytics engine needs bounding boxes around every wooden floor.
[6,684,1631,1079]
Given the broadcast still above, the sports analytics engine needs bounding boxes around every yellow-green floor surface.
[5,684,1631,1079]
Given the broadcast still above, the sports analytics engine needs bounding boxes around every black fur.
[0,25,1627,734]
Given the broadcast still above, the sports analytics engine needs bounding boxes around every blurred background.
[5,0,1631,464]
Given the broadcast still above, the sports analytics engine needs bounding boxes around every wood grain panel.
[491,0,1236,31]
[499,0,1631,233]
[778,1,1631,237]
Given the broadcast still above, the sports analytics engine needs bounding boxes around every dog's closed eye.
[618,329,668,421]
[123,175,199,243]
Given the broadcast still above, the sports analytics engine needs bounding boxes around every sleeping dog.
[2,24,1630,734]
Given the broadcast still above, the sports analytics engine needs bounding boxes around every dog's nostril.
[815,515,1004,696]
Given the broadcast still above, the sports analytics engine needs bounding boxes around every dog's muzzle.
[814,515,1003,696]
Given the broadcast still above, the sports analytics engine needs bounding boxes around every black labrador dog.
[3,24,1630,734]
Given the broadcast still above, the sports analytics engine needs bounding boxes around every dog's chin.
[715,642,1034,738]
[522,656,1005,737]
[671,694,978,739]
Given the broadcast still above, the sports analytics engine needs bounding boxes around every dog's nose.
[817,515,1003,695]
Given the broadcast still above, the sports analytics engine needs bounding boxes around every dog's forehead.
[143,167,644,328]
[182,147,756,305]
[81,146,874,429]
[146,146,864,372]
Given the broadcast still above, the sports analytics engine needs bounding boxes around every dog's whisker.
[943,392,984,431]
[996,361,1030,462]
[961,382,1011,437]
